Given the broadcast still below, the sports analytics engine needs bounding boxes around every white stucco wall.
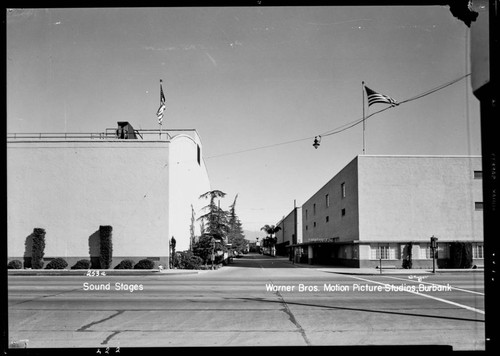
[7,140,171,260]
[357,155,483,243]
[168,134,211,252]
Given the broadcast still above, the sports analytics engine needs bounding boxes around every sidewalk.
[288,261,484,275]
[7,268,201,276]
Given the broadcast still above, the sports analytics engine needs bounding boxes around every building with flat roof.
[289,155,484,269]
[275,205,302,258]
[7,122,211,268]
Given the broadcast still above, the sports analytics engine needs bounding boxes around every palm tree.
[260,224,281,256]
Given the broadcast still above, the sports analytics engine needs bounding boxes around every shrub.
[45,258,68,269]
[115,259,135,269]
[449,242,473,268]
[8,260,23,269]
[402,242,413,269]
[32,228,46,269]
[174,251,203,270]
[99,225,113,269]
[71,259,91,270]
[134,259,155,269]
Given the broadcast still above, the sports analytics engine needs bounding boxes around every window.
[313,203,316,215]
[305,209,308,220]
[313,222,316,228]
[419,244,432,259]
[325,194,330,208]
[341,208,346,216]
[473,244,484,259]
[341,182,346,198]
[306,225,308,231]
[197,145,201,165]
[474,170,482,179]
[371,245,392,260]
[475,202,484,211]
[326,216,329,223]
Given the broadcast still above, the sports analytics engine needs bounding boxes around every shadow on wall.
[23,233,34,268]
[89,230,100,269]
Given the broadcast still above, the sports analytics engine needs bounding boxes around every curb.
[317,268,484,276]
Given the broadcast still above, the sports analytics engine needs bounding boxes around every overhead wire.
[205,73,471,159]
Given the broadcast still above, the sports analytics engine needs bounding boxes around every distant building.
[275,205,302,257]
[7,122,211,268]
[288,155,484,269]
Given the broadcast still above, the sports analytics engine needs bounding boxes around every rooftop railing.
[7,128,199,141]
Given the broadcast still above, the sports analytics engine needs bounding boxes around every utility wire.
[320,73,471,138]
[205,73,471,159]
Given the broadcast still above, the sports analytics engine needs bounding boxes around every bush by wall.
[449,242,473,268]
[71,259,91,269]
[99,225,113,269]
[31,228,46,269]
[45,258,68,269]
[402,242,413,269]
[134,259,155,269]
[115,259,135,269]
[174,251,203,270]
[8,260,23,269]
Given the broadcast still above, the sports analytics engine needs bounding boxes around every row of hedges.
[7,258,158,270]
[21,226,114,269]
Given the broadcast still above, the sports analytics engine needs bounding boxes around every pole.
[211,238,215,270]
[432,248,436,274]
[471,3,499,351]
[379,243,382,274]
[362,81,366,154]
[159,79,163,139]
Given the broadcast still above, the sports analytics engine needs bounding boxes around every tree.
[194,190,230,265]
[227,194,247,253]
[189,204,196,251]
[31,228,46,269]
[260,224,281,256]
[99,225,113,269]
[192,233,227,265]
[197,190,229,239]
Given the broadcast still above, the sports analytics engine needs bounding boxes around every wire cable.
[205,73,471,159]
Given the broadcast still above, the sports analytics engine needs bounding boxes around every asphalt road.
[8,253,485,350]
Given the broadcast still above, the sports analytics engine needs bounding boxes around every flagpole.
[159,79,162,140]
[362,81,366,154]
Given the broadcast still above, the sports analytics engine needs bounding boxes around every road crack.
[101,331,121,345]
[275,290,311,345]
[77,310,125,331]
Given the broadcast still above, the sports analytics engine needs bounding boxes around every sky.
[6,6,481,237]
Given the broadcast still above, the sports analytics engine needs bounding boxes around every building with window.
[7,122,211,268]
[274,205,302,257]
[289,155,483,269]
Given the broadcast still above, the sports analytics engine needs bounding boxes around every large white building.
[288,155,484,269]
[7,122,211,268]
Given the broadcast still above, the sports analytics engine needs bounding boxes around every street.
[8,253,485,350]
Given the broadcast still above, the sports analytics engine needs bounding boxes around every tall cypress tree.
[31,228,46,269]
[227,194,247,253]
[99,225,113,269]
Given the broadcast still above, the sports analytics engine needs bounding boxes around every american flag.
[156,81,166,124]
[365,86,398,107]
